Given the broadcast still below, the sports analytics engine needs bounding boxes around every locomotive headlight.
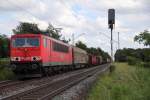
[31,56,41,61]
[11,57,15,61]
[11,57,20,61]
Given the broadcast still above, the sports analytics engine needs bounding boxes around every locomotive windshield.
[12,38,39,47]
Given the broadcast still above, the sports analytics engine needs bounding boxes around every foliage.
[0,58,10,67]
[115,48,150,62]
[88,63,150,100]
[0,66,15,80]
[110,64,116,72]
[44,23,62,40]
[0,34,10,58]
[115,30,150,62]
[13,22,42,34]
[75,41,87,50]
[97,48,111,63]
[62,37,70,43]
[134,30,150,46]
[12,22,70,43]
[0,58,14,80]
[141,62,150,68]
[127,56,140,65]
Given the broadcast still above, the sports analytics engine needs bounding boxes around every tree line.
[115,48,150,62]
[115,30,150,64]
[75,41,111,63]
[13,22,70,43]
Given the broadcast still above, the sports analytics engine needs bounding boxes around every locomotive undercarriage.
[10,61,44,78]
[10,61,90,78]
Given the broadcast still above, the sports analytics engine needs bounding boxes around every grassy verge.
[0,67,14,80]
[87,63,150,100]
[0,58,15,80]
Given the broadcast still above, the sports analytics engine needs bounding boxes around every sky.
[0,0,150,55]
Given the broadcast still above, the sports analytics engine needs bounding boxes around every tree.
[134,30,150,47]
[75,41,111,62]
[87,47,110,62]
[115,49,128,62]
[12,22,62,39]
[75,41,87,50]
[97,48,111,62]
[61,37,70,43]
[13,22,41,34]
[45,23,62,40]
[114,48,150,62]
[12,22,70,43]
[87,47,98,55]
[0,34,10,58]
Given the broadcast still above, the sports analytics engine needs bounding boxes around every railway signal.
[108,9,115,61]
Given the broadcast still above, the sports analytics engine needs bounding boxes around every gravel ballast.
[52,65,110,100]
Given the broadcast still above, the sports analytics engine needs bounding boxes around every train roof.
[73,46,87,54]
[11,33,70,47]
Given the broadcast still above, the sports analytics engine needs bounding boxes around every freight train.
[10,33,108,78]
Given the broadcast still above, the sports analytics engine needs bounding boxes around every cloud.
[0,0,47,13]
[15,14,48,30]
[0,0,149,55]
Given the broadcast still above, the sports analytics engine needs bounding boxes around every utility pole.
[72,33,75,66]
[72,33,85,46]
[118,32,120,49]
[72,33,75,46]
[71,33,85,66]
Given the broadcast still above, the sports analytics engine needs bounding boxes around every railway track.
[0,80,23,90]
[0,80,12,86]
[0,67,94,97]
[0,64,110,100]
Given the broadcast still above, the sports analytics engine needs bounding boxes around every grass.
[0,67,15,80]
[87,63,150,100]
[0,58,10,66]
[0,58,15,80]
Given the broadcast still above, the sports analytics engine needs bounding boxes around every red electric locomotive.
[10,33,73,77]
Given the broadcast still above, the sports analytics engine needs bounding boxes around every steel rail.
[40,65,109,100]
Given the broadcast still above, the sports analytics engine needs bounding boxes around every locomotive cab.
[10,34,42,77]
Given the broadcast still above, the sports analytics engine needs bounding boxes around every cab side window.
[43,38,47,48]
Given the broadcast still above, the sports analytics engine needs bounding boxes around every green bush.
[127,56,140,65]
[0,67,15,80]
[0,58,14,80]
[0,58,10,67]
[141,62,150,68]
[110,64,116,72]
[136,62,150,68]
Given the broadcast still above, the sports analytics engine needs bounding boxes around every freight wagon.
[73,46,89,68]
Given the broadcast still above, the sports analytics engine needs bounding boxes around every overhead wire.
[99,32,118,43]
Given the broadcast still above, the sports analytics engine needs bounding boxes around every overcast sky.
[0,0,149,55]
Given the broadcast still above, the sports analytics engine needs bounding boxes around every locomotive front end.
[10,34,42,77]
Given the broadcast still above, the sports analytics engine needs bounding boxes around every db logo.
[21,57,30,61]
